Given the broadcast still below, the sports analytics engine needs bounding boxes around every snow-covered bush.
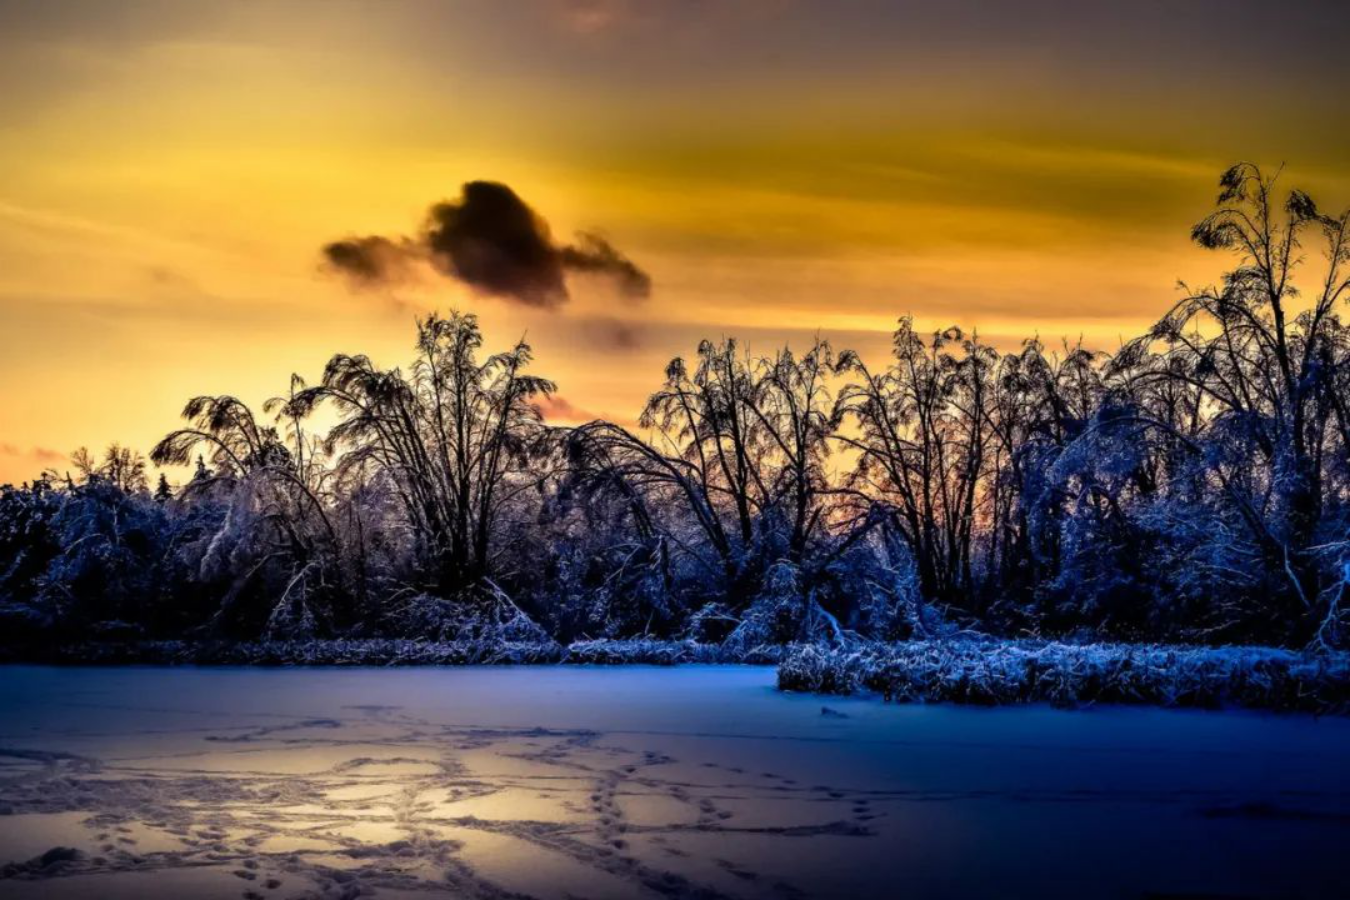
[778,640,1350,714]
[564,639,769,665]
[385,588,554,645]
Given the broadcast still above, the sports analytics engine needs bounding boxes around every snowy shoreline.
[0,638,781,668]
[778,640,1350,714]
[2,637,1347,714]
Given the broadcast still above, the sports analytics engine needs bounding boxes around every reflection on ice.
[0,665,1347,899]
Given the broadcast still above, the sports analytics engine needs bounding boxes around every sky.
[1,0,1348,484]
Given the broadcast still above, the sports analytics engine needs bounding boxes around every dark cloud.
[322,181,650,307]
[322,235,422,288]
[423,181,567,307]
[561,232,651,300]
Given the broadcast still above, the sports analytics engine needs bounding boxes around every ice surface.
[0,665,1346,898]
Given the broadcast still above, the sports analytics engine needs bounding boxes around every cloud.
[323,181,650,307]
[533,394,603,423]
[534,393,639,429]
[0,444,64,463]
[553,0,632,35]
[423,181,569,306]
[322,236,422,288]
[578,316,642,351]
[561,232,651,300]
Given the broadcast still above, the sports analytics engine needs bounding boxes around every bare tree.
[1109,163,1350,639]
[834,320,996,609]
[291,311,556,598]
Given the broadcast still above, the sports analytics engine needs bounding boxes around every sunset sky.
[1,0,1348,484]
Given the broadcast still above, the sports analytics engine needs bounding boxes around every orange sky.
[2,0,1348,484]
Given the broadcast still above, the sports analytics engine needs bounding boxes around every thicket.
[2,165,1348,654]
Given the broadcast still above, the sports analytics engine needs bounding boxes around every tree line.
[1,164,1347,650]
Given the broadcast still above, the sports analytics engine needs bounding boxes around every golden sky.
[1,0,1348,484]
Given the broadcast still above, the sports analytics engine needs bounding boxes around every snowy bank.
[777,640,1350,714]
[564,638,781,665]
[0,637,776,667]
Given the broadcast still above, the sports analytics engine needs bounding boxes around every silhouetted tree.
[291,311,556,600]
[1,163,1345,651]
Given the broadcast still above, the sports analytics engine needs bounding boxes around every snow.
[0,665,1347,898]
[5,638,779,667]
[778,640,1350,713]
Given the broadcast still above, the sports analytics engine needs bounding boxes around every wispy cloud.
[533,394,603,423]
[0,443,65,463]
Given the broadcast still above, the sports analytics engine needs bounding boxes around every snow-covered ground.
[0,665,1346,899]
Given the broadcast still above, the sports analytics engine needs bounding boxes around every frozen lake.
[0,665,1346,899]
